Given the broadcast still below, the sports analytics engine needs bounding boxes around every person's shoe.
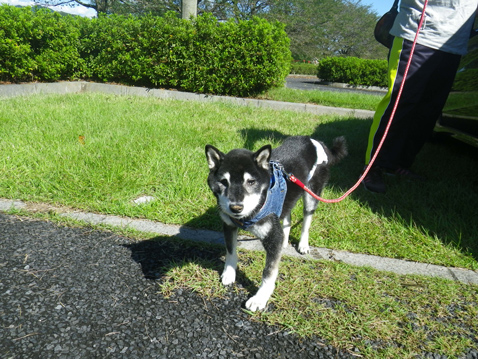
[362,166,386,193]
[385,167,426,181]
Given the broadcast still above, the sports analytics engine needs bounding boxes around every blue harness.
[230,161,287,230]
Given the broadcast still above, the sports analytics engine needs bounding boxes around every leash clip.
[276,164,296,183]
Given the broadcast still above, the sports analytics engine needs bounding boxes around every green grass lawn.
[2,90,478,358]
[259,86,381,111]
[260,83,475,115]
[1,92,477,270]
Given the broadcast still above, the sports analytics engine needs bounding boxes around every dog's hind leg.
[221,224,238,286]
[281,212,292,249]
[246,218,283,311]
[297,192,319,254]
[280,190,302,250]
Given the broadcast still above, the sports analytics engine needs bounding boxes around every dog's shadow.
[123,236,258,297]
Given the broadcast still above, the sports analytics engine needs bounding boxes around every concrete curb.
[0,81,375,119]
[2,199,477,285]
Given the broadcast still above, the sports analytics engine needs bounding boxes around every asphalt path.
[0,214,355,359]
[285,76,386,96]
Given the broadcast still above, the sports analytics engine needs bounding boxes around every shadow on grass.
[183,206,223,232]
[123,236,258,294]
[124,236,223,280]
[235,117,478,263]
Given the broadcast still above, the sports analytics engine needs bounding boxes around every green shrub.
[0,5,83,82]
[182,14,291,96]
[290,61,318,75]
[0,6,35,82]
[76,14,148,84]
[78,12,291,96]
[1,6,290,96]
[317,56,387,87]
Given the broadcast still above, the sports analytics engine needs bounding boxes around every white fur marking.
[298,211,313,254]
[241,192,262,217]
[207,148,222,169]
[255,148,271,170]
[250,221,272,239]
[222,172,230,184]
[282,213,292,249]
[243,172,254,182]
[221,260,237,285]
[222,230,238,285]
[245,273,278,311]
[308,139,329,181]
[218,195,232,215]
[219,211,234,226]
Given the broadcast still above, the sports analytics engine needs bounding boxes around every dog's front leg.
[221,223,238,286]
[246,219,283,311]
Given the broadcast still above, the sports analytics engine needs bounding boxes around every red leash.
[287,0,429,204]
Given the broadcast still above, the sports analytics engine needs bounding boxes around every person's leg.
[366,40,434,170]
[398,50,461,168]
[363,39,448,192]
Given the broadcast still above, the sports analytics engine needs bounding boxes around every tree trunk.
[181,0,197,19]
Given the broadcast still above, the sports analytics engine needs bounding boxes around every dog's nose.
[229,204,244,214]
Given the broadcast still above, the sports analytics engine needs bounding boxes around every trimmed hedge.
[0,5,83,82]
[290,61,317,75]
[317,56,388,87]
[78,13,291,96]
[0,6,291,96]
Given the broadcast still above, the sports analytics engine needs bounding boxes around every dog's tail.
[328,136,348,165]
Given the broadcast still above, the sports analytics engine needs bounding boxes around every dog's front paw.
[297,243,310,255]
[221,267,236,286]
[245,295,268,312]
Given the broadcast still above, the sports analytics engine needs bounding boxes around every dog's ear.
[205,145,224,171]
[253,145,271,170]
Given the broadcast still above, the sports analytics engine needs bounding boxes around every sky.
[0,0,97,17]
[0,0,388,18]
[359,0,391,16]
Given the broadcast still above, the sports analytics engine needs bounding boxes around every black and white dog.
[205,136,347,311]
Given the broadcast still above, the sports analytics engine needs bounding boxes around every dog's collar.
[230,161,287,230]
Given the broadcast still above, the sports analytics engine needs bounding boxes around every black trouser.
[365,37,461,170]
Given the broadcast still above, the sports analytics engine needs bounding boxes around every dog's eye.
[247,179,256,186]
[220,179,228,187]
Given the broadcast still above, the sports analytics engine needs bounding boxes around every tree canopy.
[262,0,386,59]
